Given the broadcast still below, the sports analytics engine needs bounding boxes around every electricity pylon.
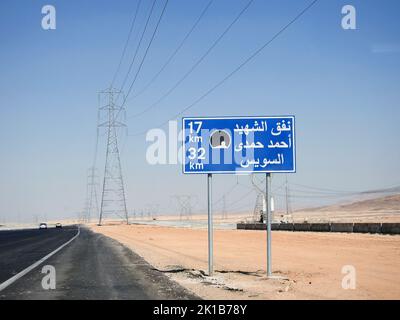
[172,195,196,220]
[84,167,100,223]
[251,174,267,223]
[98,88,129,225]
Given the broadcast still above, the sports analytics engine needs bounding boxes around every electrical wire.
[110,0,143,88]
[128,0,319,136]
[127,0,255,119]
[121,0,170,106]
[119,0,158,94]
[127,0,215,102]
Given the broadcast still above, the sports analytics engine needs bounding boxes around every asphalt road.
[0,226,198,300]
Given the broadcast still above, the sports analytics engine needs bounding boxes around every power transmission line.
[90,91,107,176]
[196,176,246,213]
[213,182,239,207]
[127,0,214,103]
[128,0,319,136]
[119,0,158,93]
[110,0,143,88]
[85,96,102,224]
[121,0,170,107]
[290,182,361,194]
[228,200,255,213]
[224,187,255,209]
[95,1,168,220]
[171,195,197,220]
[127,0,254,119]
[98,88,129,225]
[273,193,356,199]
[85,167,100,223]
[253,192,265,222]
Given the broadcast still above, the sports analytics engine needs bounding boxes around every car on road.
[55,223,62,229]
[39,223,47,230]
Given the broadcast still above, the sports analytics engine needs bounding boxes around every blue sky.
[0,0,399,222]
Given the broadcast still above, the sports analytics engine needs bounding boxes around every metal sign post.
[183,116,296,277]
[266,172,272,277]
[207,173,213,276]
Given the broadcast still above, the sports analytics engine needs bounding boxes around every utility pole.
[98,88,129,226]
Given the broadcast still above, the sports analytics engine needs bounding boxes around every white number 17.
[188,121,202,134]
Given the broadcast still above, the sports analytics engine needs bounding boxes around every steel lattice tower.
[172,195,195,220]
[98,88,128,225]
[84,167,100,223]
[251,174,266,223]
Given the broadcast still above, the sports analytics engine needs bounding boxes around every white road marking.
[0,226,80,292]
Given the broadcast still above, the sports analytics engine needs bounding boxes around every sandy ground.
[90,223,400,300]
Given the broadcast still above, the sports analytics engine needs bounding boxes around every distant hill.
[292,194,400,223]
[361,186,400,195]
[304,193,400,213]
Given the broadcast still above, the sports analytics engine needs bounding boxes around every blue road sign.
[183,116,296,174]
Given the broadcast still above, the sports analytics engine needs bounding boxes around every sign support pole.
[207,173,213,276]
[266,172,272,277]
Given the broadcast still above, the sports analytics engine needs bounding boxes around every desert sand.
[90,223,400,300]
